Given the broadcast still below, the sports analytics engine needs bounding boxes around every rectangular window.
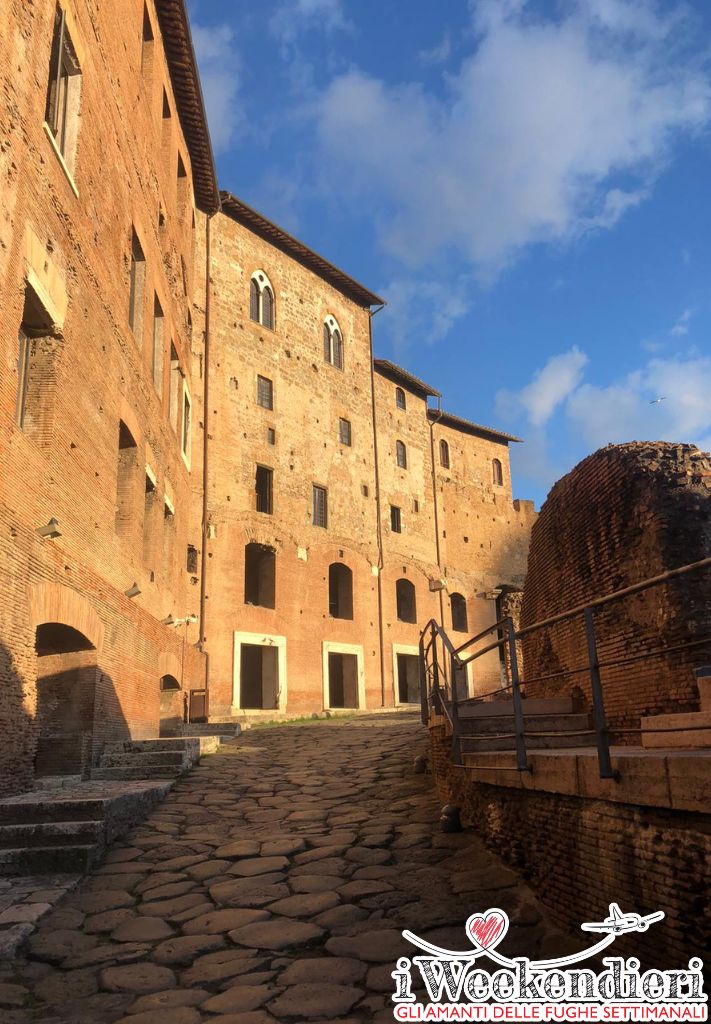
[181,383,191,467]
[15,282,57,440]
[313,485,328,529]
[45,5,82,173]
[361,484,369,498]
[256,465,273,514]
[177,152,188,217]
[257,374,273,410]
[391,505,402,533]
[413,499,420,513]
[186,544,198,574]
[338,418,352,446]
[128,229,145,338]
[169,343,181,433]
[143,470,157,567]
[152,296,164,396]
[267,427,276,445]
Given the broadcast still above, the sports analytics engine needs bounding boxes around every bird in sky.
[649,397,666,404]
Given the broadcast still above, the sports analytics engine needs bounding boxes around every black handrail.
[420,556,711,780]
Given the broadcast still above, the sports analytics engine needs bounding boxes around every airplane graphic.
[581,903,665,936]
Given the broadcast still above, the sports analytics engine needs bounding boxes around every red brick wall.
[520,443,711,731]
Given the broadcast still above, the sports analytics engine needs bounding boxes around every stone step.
[90,766,186,781]
[102,739,200,754]
[458,712,590,735]
[98,752,187,768]
[457,697,575,719]
[0,844,98,876]
[641,710,711,749]
[183,723,241,737]
[0,799,106,827]
[461,730,597,752]
[0,820,103,850]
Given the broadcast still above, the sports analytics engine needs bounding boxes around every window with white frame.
[181,382,191,468]
[323,315,344,369]
[250,271,275,329]
[45,4,82,175]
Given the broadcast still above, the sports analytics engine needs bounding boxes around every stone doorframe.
[232,631,288,714]
[321,641,366,711]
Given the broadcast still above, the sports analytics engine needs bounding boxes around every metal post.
[584,607,618,780]
[450,652,462,763]
[419,633,428,725]
[506,617,529,772]
[431,630,442,716]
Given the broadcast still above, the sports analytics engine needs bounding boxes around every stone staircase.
[90,736,223,781]
[458,697,596,754]
[0,782,171,876]
[641,668,711,749]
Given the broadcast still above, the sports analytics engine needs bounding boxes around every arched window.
[323,316,344,369]
[450,593,468,633]
[440,439,450,469]
[395,578,417,623]
[244,542,276,608]
[396,440,407,469]
[492,458,503,486]
[250,271,275,329]
[329,563,353,619]
[395,387,406,410]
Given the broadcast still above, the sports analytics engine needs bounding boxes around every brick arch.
[118,396,142,449]
[29,583,104,652]
[243,526,284,552]
[158,650,182,683]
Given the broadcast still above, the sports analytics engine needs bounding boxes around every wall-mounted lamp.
[161,614,176,626]
[162,613,198,628]
[36,518,62,539]
[125,582,141,599]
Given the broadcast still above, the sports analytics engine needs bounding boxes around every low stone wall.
[430,725,710,970]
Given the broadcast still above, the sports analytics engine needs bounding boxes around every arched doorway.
[34,622,98,778]
[159,674,182,737]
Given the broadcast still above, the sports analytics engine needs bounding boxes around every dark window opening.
[390,505,402,533]
[169,343,182,433]
[313,485,328,528]
[240,644,279,709]
[143,472,157,567]
[413,498,419,513]
[261,286,274,330]
[361,484,369,498]
[267,427,276,445]
[16,282,58,438]
[339,418,352,446]
[250,279,260,322]
[128,229,145,337]
[245,543,276,608]
[152,296,164,395]
[141,4,154,77]
[395,386,406,410]
[257,374,273,410]
[440,439,450,469]
[396,578,417,623]
[451,592,468,633]
[115,419,138,536]
[397,653,420,704]
[255,465,273,515]
[186,544,198,574]
[329,563,353,619]
[396,440,407,469]
[492,458,503,486]
[177,152,188,217]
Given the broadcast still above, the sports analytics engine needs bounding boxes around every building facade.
[0,0,535,796]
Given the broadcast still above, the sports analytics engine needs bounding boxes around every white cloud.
[669,308,692,337]
[380,277,471,350]
[270,0,352,49]
[419,32,452,66]
[192,23,242,154]
[310,0,710,278]
[497,347,588,427]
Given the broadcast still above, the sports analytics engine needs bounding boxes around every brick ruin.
[519,442,711,734]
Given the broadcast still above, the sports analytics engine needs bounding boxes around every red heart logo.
[466,910,508,951]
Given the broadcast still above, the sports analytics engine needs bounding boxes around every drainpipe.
[198,212,213,710]
[367,304,386,706]
[428,404,446,627]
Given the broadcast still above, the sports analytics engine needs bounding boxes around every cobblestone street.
[0,713,575,1023]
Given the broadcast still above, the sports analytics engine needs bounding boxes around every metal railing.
[420,556,711,780]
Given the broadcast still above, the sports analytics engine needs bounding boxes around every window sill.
[43,123,79,198]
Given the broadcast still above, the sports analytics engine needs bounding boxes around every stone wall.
[430,726,710,970]
[520,443,711,732]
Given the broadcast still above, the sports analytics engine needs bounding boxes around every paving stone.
[138,894,206,918]
[214,840,261,859]
[135,872,188,894]
[200,984,278,1013]
[116,1008,200,1024]
[210,877,289,907]
[228,919,324,951]
[27,928,98,964]
[0,983,29,1008]
[268,891,340,918]
[279,956,367,985]
[290,874,343,894]
[185,859,232,881]
[290,857,348,877]
[141,881,196,902]
[151,933,225,965]
[293,845,346,864]
[64,941,152,969]
[84,908,136,933]
[34,969,99,1003]
[260,838,306,856]
[181,954,269,986]
[200,1011,277,1024]
[71,891,136,915]
[101,962,177,994]
[0,903,50,925]
[268,982,363,1018]
[325,928,411,962]
[112,917,174,942]
[312,904,369,929]
[338,879,394,898]
[104,847,144,864]
[345,846,392,866]
[39,907,85,930]
[229,856,289,877]
[181,907,269,934]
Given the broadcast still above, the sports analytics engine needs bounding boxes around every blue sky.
[189,0,711,508]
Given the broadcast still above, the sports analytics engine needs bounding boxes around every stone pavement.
[0,712,578,1023]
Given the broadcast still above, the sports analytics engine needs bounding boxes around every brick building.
[0,0,535,795]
